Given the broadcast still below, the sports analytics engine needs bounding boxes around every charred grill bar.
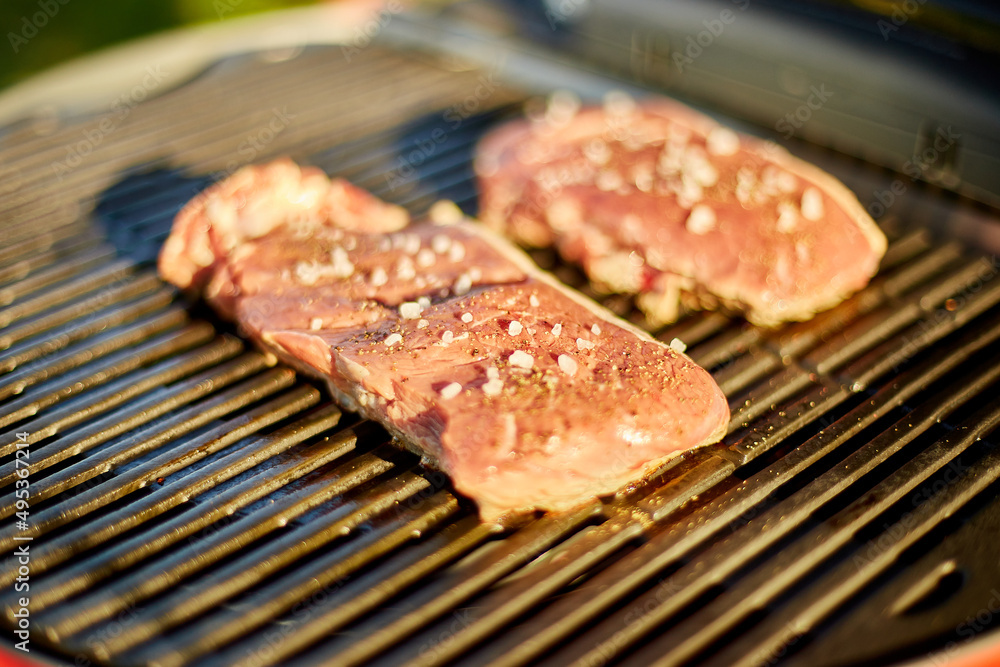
[1,11,1000,667]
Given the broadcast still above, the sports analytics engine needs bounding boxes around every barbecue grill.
[2,2,1000,666]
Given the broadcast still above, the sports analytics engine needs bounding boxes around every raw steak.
[475,93,887,326]
[159,159,730,520]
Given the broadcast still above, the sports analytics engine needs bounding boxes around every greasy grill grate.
[1,35,1000,667]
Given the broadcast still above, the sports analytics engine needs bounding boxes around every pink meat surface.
[475,94,887,327]
[159,158,730,521]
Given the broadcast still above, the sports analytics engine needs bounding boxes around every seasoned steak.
[475,93,887,326]
[159,159,730,521]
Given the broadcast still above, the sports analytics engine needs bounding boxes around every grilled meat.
[159,159,730,520]
[475,93,887,326]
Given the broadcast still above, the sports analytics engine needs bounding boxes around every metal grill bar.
[0,223,93,268]
[30,430,386,620]
[37,443,417,637]
[4,360,287,503]
[0,246,118,306]
[2,51,410,191]
[0,257,137,328]
[124,493,463,667]
[0,307,195,402]
[0,275,170,363]
[2,50,514,240]
[290,503,603,667]
[219,517,502,667]
[0,236,102,286]
[0,384,320,562]
[0,331,234,448]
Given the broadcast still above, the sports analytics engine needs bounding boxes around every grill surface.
[2,18,1000,667]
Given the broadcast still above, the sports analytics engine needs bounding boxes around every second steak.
[476,94,887,327]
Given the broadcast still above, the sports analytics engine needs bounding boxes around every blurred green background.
[0,0,320,91]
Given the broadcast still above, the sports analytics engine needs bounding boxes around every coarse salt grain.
[509,350,534,369]
[429,200,463,225]
[508,320,523,336]
[482,378,503,396]
[441,330,454,344]
[453,273,472,296]
[776,202,798,233]
[686,204,717,235]
[487,366,500,380]
[329,247,355,279]
[396,257,416,280]
[706,126,740,156]
[399,302,422,319]
[576,337,595,351]
[417,319,429,329]
[369,266,388,287]
[603,90,636,117]
[431,234,452,254]
[546,89,581,126]
[529,294,540,307]
[584,139,611,165]
[384,333,403,347]
[293,260,320,286]
[557,354,578,376]
[309,318,322,331]
[551,323,562,337]
[448,242,466,263]
[801,187,824,221]
[461,312,473,323]
[591,323,602,335]
[439,382,462,399]
[404,235,420,255]
[596,170,624,192]
[416,248,436,268]
[669,337,687,353]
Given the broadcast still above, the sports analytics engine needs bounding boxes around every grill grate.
[1,35,1000,667]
